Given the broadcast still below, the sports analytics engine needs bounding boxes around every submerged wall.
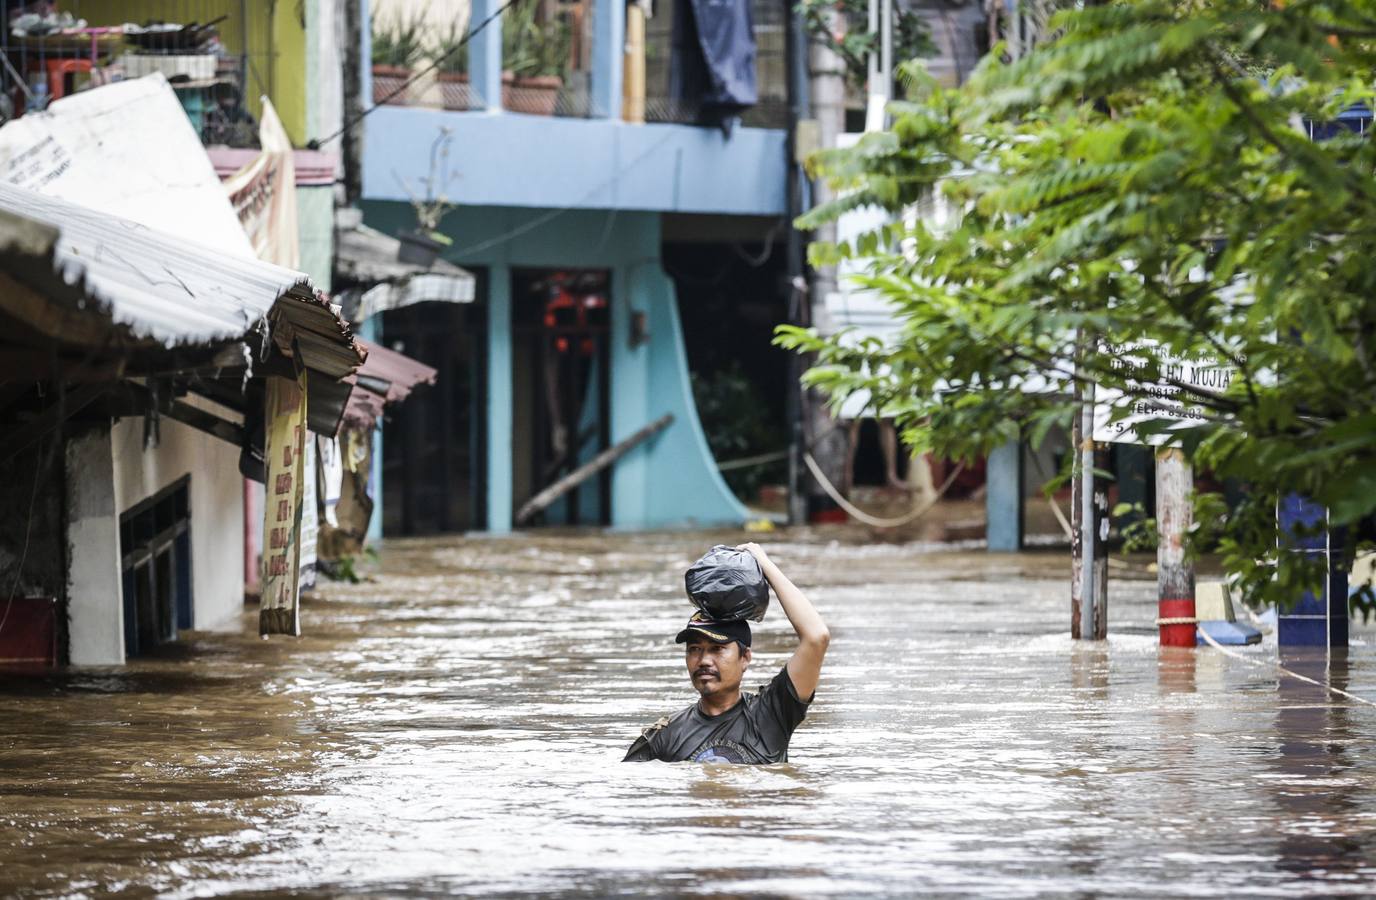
[360,201,750,532]
[66,425,124,665]
[112,415,246,633]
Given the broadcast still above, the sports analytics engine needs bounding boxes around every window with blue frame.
[118,477,193,657]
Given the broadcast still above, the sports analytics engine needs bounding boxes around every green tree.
[777,0,1376,613]
[797,0,935,93]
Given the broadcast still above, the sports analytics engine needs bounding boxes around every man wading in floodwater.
[623,543,829,764]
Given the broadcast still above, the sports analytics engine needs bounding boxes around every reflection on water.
[1271,650,1368,885]
[2,531,1376,897]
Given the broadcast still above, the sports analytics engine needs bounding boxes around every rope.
[1155,616,1199,626]
[1025,444,1130,568]
[803,451,964,528]
[1196,624,1376,709]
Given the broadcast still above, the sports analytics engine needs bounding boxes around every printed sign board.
[261,370,308,635]
[1093,340,1233,445]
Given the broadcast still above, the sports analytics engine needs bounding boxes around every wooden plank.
[516,413,674,526]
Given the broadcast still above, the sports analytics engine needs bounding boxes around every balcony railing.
[371,0,787,127]
[0,1,278,148]
[371,0,595,117]
[643,0,788,129]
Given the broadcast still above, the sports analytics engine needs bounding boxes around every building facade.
[358,0,787,533]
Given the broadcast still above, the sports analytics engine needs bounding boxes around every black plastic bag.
[684,545,769,622]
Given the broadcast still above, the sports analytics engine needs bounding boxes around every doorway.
[512,269,611,526]
[380,295,488,535]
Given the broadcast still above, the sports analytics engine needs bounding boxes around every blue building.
[358,0,792,534]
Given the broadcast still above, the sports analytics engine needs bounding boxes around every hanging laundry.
[670,0,757,132]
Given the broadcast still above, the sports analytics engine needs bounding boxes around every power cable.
[311,0,527,148]
[0,437,42,642]
[449,130,680,257]
[731,219,785,267]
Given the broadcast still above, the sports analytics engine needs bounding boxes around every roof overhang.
[340,341,438,432]
[333,207,476,320]
[0,182,366,436]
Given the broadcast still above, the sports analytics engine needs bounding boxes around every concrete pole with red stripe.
[1156,448,1196,646]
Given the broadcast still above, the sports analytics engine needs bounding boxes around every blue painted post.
[470,0,503,111]
[985,438,1024,551]
[357,317,385,544]
[1277,495,1348,648]
[591,0,625,118]
[487,265,513,532]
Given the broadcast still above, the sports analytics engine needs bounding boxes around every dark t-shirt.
[622,665,812,764]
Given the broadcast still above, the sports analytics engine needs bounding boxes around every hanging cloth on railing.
[670,0,757,131]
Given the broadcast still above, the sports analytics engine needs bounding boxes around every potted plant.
[397,128,458,267]
[372,12,475,111]
[371,4,570,115]
[501,3,571,115]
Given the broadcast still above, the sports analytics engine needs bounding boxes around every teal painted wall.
[296,185,334,291]
[359,202,749,531]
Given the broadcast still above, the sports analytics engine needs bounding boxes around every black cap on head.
[675,612,752,648]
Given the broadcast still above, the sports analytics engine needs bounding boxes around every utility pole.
[340,0,364,204]
[785,0,811,526]
[1156,448,1196,647]
[1071,372,1108,639]
[792,0,851,525]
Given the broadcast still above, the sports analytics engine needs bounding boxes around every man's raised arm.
[737,543,829,701]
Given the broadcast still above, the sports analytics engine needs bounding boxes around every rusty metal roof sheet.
[340,341,438,432]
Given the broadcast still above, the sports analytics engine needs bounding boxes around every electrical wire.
[0,436,46,643]
[449,130,680,257]
[730,219,785,267]
[312,0,527,148]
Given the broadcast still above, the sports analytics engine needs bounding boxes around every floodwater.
[3,530,1376,897]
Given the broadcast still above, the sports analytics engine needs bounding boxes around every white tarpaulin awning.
[0,74,254,256]
[333,208,476,319]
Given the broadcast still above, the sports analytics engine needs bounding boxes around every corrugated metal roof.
[0,181,367,435]
[340,342,438,432]
[0,180,366,379]
[0,180,313,348]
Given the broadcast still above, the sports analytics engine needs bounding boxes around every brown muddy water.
[3,530,1376,897]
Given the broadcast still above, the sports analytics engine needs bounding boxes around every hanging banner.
[318,435,344,528]
[298,436,319,593]
[222,98,300,269]
[261,369,308,636]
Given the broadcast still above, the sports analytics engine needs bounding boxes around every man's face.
[685,638,750,698]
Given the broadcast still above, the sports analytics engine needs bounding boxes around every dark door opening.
[380,291,489,535]
[119,476,192,658]
[664,229,790,507]
[512,269,611,526]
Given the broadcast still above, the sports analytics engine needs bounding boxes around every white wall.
[111,416,245,633]
[66,424,125,666]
